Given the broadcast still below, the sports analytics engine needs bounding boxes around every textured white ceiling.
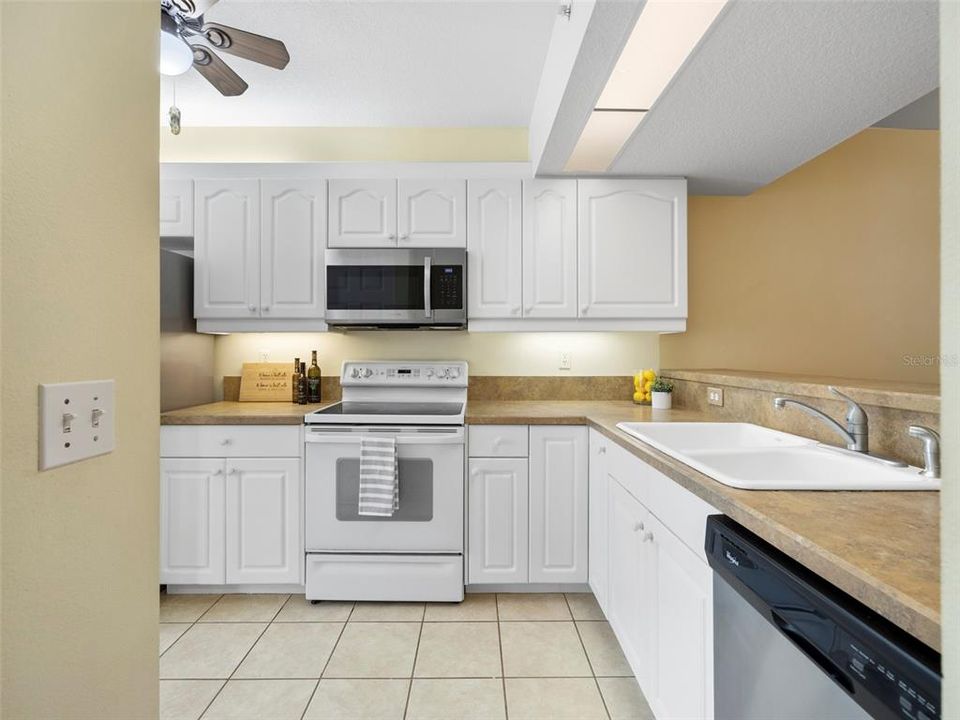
[604,0,939,194]
[162,0,558,127]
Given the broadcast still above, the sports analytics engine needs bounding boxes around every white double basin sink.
[616,422,940,491]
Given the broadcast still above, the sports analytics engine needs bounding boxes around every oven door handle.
[423,256,432,318]
[305,429,464,446]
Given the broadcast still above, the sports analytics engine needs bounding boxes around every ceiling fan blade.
[200,22,290,70]
[168,0,219,19]
[190,44,247,96]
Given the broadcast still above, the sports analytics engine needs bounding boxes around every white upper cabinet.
[225,457,302,585]
[194,179,261,319]
[522,179,578,318]
[160,178,194,237]
[467,180,522,319]
[328,179,398,248]
[399,179,466,248]
[467,457,529,585]
[578,179,687,319]
[528,425,588,583]
[260,179,326,319]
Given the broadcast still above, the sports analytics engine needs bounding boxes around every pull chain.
[169,77,181,135]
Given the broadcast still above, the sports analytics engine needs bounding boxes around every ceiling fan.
[160,0,290,97]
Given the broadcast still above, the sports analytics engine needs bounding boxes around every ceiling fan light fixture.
[160,29,194,76]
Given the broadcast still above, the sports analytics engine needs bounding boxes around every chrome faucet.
[773,386,869,453]
[907,426,940,478]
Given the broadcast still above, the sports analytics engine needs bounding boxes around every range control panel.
[340,361,468,387]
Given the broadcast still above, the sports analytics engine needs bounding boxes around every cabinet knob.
[263,305,270,312]
[512,306,521,315]
[227,467,238,476]
[642,530,654,543]
[598,446,607,455]
[212,468,224,476]
[633,521,644,532]
[471,468,479,477]
[525,306,533,313]
[248,304,256,312]
[400,234,409,241]
[389,234,397,240]
[220,438,232,445]
[580,306,589,315]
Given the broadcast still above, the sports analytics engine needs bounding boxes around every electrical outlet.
[39,380,115,470]
[259,349,270,362]
[559,352,572,370]
[707,386,724,407]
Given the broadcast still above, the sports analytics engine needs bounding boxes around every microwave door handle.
[424,256,431,318]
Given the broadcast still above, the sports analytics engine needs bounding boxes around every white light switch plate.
[39,380,115,470]
[707,386,724,407]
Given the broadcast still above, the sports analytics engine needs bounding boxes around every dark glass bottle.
[307,351,322,403]
[298,361,309,405]
[291,358,302,404]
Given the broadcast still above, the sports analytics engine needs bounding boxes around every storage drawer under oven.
[306,553,464,602]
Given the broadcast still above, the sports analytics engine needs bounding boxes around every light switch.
[707,386,724,407]
[39,380,115,470]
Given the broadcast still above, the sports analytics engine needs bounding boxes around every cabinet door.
[577,179,687,319]
[225,458,302,585]
[194,179,261,318]
[588,430,609,612]
[328,179,397,248]
[467,180,522,319]
[644,513,714,720]
[160,458,226,585]
[468,457,528,584]
[606,479,649,685]
[522,180,578,317]
[261,179,326,319]
[398,179,467,248]
[160,178,194,237]
[528,425,588,583]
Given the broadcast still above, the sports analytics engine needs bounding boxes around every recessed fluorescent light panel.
[564,0,727,172]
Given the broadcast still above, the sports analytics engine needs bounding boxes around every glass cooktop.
[312,402,464,417]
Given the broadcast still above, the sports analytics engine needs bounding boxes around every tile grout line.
[496,594,509,720]
[401,605,426,720]
[197,594,291,720]
[159,593,224,661]
[564,594,612,720]
[300,601,356,720]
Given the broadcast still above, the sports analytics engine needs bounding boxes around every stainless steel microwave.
[325,248,466,329]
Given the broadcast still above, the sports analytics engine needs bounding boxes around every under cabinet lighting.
[564,0,727,172]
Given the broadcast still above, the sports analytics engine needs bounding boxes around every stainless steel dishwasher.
[706,515,940,720]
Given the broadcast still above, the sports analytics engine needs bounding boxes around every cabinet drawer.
[468,425,529,457]
[306,553,464,602]
[161,426,302,458]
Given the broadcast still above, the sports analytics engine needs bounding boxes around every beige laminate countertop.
[161,399,941,650]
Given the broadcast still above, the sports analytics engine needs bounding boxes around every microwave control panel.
[431,265,463,310]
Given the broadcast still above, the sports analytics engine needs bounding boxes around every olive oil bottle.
[307,351,322,403]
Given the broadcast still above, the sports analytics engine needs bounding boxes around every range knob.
[350,367,361,379]
[425,368,435,378]
[447,367,461,379]
[363,368,373,378]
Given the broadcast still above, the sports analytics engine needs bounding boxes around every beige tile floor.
[159,591,655,720]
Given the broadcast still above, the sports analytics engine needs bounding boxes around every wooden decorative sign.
[239,362,294,402]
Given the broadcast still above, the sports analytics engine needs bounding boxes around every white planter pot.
[651,391,673,410]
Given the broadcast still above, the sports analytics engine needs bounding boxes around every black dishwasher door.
[706,515,940,720]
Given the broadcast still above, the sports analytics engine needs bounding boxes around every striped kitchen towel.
[358,435,399,517]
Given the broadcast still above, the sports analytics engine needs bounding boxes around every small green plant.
[651,378,674,393]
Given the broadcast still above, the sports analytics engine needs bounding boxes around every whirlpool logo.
[725,550,740,567]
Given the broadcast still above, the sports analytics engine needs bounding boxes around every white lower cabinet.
[160,426,303,587]
[529,425,588,583]
[588,427,716,720]
[467,425,587,586]
[160,458,226,585]
[467,457,528,584]
[225,458,302,585]
[588,432,609,611]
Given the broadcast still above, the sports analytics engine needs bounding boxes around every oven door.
[305,425,464,553]
[324,248,466,327]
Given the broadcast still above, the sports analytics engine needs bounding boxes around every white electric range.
[303,361,467,602]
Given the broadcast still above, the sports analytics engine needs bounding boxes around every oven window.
[327,266,425,310]
[334,458,434,521]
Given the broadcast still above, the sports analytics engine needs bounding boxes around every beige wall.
[940,1,958,714]
[1,3,159,718]
[160,126,528,162]
[661,128,940,384]
[214,332,660,391]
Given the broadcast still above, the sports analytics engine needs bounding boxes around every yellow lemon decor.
[633,369,658,404]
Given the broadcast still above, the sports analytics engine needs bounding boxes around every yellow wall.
[661,128,940,384]
[940,1,959,713]
[214,332,660,390]
[160,126,529,163]
[1,3,159,718]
